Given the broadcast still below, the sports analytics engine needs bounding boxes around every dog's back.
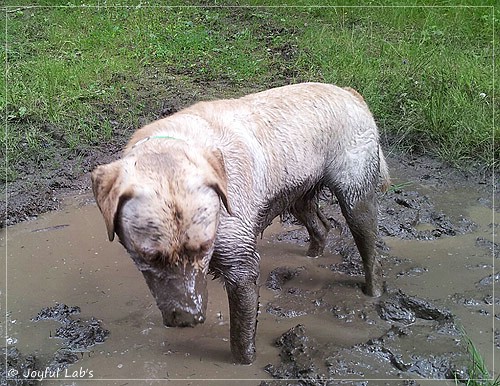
[125,83,388,229]
[182,83,386,219]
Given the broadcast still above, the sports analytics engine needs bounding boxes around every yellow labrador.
[92,82,390,364]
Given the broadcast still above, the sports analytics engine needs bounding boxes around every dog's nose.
[162,309,205,327]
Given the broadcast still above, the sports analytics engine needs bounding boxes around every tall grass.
[1,2,497,183]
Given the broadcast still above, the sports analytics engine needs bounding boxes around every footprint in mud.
[265,266,304,291]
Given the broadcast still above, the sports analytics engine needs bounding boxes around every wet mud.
[1,348,37,386]
[32,303,109,360]
[1,304,109,385]
[2,154,498,384]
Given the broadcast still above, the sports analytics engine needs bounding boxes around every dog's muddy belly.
[2,165,497,383]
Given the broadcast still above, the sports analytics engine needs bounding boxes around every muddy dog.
[91,82,390,364]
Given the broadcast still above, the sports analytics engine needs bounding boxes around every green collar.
[132,135,180,149]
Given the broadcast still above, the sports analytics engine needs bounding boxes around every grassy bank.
[1,1,498,183]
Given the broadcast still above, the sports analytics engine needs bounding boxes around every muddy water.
[2,170,498,385]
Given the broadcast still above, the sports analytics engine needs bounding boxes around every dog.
[91,82,390,364]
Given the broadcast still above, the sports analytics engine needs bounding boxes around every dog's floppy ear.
[91,160,133,241]
[204,148,232,216]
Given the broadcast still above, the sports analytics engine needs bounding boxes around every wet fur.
[92,82,390,364]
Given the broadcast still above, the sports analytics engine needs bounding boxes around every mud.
[376,289,453,325]
[2,153,498,384]
[31,304,81,324]
[265,266,303,291]
[379,189,477,240]
[261,287,467,384]
[262,317,468,385]
[262,324,468,385]
[263,324,325,386]
[1,303,109,385]
[1,348,37,386]
[32,303,110,355]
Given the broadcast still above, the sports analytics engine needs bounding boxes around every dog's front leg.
[214,220,260,364]
[226,273,259,364]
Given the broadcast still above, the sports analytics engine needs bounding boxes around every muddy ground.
[1,94,498,385]
[1,75,251,228]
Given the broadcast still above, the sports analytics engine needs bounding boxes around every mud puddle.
[2,160,498,385]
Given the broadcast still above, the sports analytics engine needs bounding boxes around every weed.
[386,181,413,193]
[457,331,500,386]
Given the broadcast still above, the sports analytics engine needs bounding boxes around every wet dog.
[91,82,390,364]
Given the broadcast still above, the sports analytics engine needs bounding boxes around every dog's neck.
[131,135,182,149]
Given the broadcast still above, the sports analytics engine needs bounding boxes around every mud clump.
[397,266,428,278]
[377,289,453,325]
[475,237,499,259]
[266,304,307,318]
[33,303,110,358]
[2,303,109,384]
[45,349,81,374]
[379,190,475,240]
[52,318,109,352]
[263,324,327,386]
[273,228,309,246]
[32,303,81,324]
[476,272,500,287]
[0,347,37,386]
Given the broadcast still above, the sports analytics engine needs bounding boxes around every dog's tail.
[343,86,390,192]
[343,87,365,103]
[378,145,391,192]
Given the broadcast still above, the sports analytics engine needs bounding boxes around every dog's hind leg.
[332,185,383,297]
[291,193,331,258]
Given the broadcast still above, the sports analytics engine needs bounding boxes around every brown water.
[2,179,497,385]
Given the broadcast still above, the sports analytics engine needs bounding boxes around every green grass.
[458,331,500,386]
[1,1,498,184]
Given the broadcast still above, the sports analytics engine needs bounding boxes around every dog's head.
[91,147,230,327]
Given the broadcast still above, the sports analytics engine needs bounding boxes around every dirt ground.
[2,75,247,228]
[2,91,499,385]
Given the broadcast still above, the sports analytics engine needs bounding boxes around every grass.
[458,332,499,386]
[1,1,498,184]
